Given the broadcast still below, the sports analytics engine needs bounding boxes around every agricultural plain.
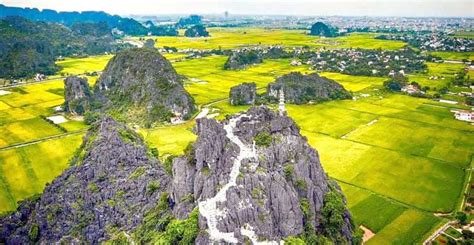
[0,28,472,244]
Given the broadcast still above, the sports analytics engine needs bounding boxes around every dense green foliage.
[254,131,272,147]
[321,187,350,242]
[0,4,178,36]
[0,16,126,79]
[384,73,408,91]
[132,192,199,245]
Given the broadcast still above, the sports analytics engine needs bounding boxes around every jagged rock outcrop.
[184,25,209,37]
[1,106,356,244]
[0,117,170,244]
[63,76,93,115]
[171,106,355,244]
[229,82,257,105]
[93,48,196,124]
[224,49,263,70]
[267,72,352,104]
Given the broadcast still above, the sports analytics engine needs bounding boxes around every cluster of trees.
[383,73,408,91]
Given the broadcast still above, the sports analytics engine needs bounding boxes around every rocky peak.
[267,72,352,104]
[93,48,196,124]
[63,76,92,115]
[229,82,257,105]
[172,106,355,244]
[0,117,170,243]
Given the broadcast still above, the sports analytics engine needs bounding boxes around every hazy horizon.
[1,0,473,18]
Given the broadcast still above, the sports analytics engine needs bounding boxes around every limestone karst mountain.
[0,117,170,243]
[267,72,352,104]
[63,76,93,115]
[224,49,264,70]
[172,106,356,244]
[0,107,358,244]
[93,47,196,124]
[229,82,257,105]
[309,22,339,37]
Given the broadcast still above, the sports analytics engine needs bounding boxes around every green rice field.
[0,27,472,243]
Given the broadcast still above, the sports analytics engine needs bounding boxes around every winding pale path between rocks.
[198,114,281,244]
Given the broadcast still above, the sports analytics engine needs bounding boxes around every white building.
[401,84,421,94]
[451,109,474,122]
[279,89,286,116]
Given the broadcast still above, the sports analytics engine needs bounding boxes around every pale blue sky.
[1,0,473,17]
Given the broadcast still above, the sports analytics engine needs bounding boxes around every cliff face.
[268,72,352,104]
[63,76,92,115]
[93,48,196,124]
[0,117,170,244]
[229,82,257,105]
[172,106,355,244]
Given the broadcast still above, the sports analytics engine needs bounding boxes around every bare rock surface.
[0,117,170,244]
[172,106,355,244]
[229,82,257,105]
[1,106,355,244]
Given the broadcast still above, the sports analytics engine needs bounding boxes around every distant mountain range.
[0,4,178,36]
[0,4,181,80]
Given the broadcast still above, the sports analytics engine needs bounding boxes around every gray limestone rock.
[63,76,92,115]
[171,106,355,244]
[0,117,170,244]
[229,82,257,106]
[93,48,196,124]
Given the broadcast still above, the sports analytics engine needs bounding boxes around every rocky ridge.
[0,117,170,243]
[1,106,357,244]
[172,106,355,244]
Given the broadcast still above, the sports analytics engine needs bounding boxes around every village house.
[401,84,421,94]
[451,109,474,123]
[34,73,46,82]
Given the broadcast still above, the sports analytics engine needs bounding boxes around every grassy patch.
[0,134,83,213]
[56,55,112,75]
[366,209,442,245]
